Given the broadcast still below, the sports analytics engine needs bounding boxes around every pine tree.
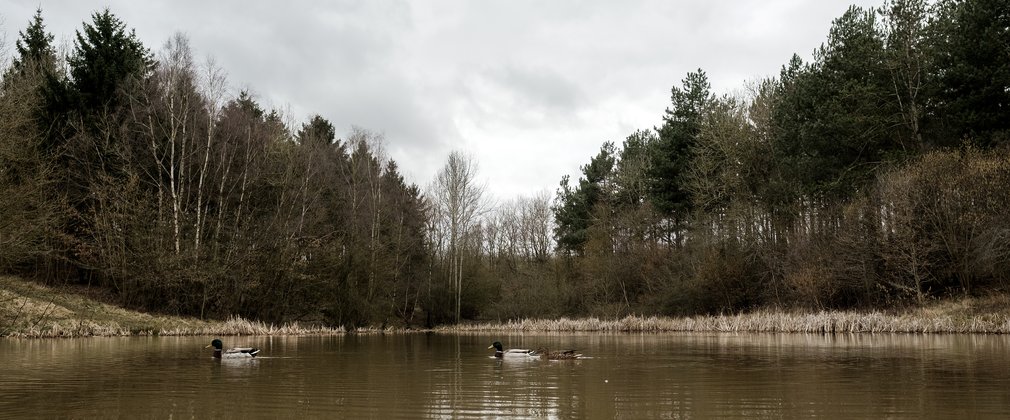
[931,0,1010,146]
[10,8,57,74]
[553,143,616,254]
[772,6,892,200]
[297,115,337,146]
[68,8,152,111]
[3,7,67,148]
[648,69,712,244]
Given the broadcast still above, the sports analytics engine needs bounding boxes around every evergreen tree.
[0,10,64,273]
[4,7,69,149]
[650,70,712,212]
[772,7,892,200]
[69,8,153,112]
[648,69,713,244]
[10,8,57,74]
[0,8,76,281]
[296,115,337,146]
[932,0,1010,146]
[614,130,656,209]
[553,143,616,254]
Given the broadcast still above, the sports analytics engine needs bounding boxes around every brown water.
[2,333,1010,418]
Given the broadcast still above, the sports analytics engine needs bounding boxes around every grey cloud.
[487,65,585,113]
[2,0,885,197]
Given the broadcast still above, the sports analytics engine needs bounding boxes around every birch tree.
[194,55,227,257]
[430,151,488,322]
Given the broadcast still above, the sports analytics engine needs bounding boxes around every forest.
[1,0,1008,328]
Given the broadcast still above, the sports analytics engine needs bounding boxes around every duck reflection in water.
[487,341,584,360]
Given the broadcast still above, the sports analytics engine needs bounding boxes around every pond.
[2,332,1009,418]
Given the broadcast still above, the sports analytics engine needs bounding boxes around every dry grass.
[158,316,345,336]
[0,276,343,338]
[439,296,1010,334]
[7,275,1010,337]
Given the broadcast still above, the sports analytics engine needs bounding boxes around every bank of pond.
[5,273,1010,337]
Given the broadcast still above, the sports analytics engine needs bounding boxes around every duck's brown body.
[535,348,582,360]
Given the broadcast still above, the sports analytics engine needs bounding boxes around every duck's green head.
[205,339,223,350]
[488,341,503,352]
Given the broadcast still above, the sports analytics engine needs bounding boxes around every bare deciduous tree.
[194,55,227,257]
[881,0,929,152]
[429,151,488,322]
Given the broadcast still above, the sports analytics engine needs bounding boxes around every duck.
[534,348,583,360]
[487,341,537,358]
[205,338,260,359]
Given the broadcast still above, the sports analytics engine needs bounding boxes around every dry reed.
[157,316,345,336]
[437,303,1010,334]
[3,316,345,338]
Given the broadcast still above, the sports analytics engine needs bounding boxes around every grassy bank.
[0,276,344,338]
[6,276,1010,336]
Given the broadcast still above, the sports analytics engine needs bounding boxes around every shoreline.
[0,276,345,338]
[434,307,1010,334]
[5,276,1010,337]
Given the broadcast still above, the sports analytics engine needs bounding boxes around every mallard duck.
[534,348,583,360]
[488,341,537,358]
[205,338,260,359]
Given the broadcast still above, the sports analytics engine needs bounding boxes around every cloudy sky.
[0,0,880,199]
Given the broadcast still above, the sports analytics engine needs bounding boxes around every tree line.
[1,0,1007,327]
[0,9,431,327]
[551,0,1010,315]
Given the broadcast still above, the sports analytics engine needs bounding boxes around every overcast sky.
[0,0,881,200]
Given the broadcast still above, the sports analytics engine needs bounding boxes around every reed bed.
[5,320,135,338]
[438,306,1010,334]
[157,316,345,336]
[3,316,346,338]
